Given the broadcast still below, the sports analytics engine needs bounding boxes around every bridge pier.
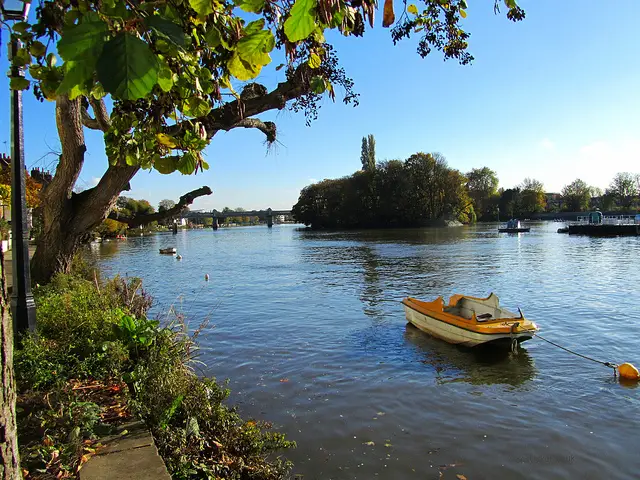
[212,215,218,230]
[172,221,178,234]
[266,208,273,228]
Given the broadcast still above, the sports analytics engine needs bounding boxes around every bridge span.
[183,208,292,229]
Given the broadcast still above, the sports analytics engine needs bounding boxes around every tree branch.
[108,186,213,228]
[90,97,111,131]
[81,107,101,130]
[165,67,311,141]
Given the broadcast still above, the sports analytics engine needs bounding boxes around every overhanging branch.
[109,186,213,228]
[165,66,311,141]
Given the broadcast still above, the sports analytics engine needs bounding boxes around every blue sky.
[1,1,639,211]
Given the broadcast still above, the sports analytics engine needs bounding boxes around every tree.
[366,134,376,170]
[158,199,176,212]
[465,167,499,220]
[561,178,591,212]
[7,1,525,283]
[1,253,21,480]
[519,178,546,215]
[360,137,369,171]
[608,172,638,209]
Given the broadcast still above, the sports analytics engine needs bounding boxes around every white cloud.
[539,138,556,150]
[308,178,318,184]
[90,176,100,187]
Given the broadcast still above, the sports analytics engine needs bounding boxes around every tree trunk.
[0,250,22,479]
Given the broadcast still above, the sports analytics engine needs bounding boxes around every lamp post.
[1,0,36,334]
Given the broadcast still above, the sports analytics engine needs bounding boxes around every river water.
[93,223,640,480]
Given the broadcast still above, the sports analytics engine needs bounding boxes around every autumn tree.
[4,0,525,283]
[561,178,591,212]
[465,167,499,220]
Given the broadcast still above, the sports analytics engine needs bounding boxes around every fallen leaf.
[457,475,468,480]
[280,378,289,382]
[363,441,375,446]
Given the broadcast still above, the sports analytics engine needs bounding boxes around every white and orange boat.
[402,293,538,348]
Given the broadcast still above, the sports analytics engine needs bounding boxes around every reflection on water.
[403,323,537,387]
[94,223,640,480]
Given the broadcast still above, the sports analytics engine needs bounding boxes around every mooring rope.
[524,329,618,376]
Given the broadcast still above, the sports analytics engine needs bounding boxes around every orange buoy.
[618,363,640,380]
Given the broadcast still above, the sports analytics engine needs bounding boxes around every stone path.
[80,421,171,480]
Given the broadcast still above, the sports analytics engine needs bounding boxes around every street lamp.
[1,0,36,334]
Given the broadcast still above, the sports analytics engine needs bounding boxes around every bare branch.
[216,117,277,142]
[109,186,213,228]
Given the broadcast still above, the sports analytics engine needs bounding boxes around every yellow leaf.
[308,53,321,68]
[407,4,418,14]
[156,133,177,148]
[459,9,467,18]
[456,475,467,480]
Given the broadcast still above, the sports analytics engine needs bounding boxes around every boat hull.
[403,304,533,348]
[498,228,530,233]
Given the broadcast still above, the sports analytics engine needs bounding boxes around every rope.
[524,329,618,376]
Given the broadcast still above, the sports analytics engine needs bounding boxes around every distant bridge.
[182,208,292,229]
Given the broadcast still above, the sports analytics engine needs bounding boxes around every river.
[92,222,640,480]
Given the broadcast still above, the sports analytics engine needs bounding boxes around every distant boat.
[498,219,530,233]
[159,248,176,254]
[402,293,538,348]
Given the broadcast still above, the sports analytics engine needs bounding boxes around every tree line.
[293,136,640,229]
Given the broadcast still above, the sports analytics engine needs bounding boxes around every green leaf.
[236,30,274,67]
[244,19,266,35]
[204,27,221,48]
[158,66,174,92]
[56,60,94,97]
[12,48,31,67]
[154,155,179,174]
[46,53,57,67]
[9,77,30,91]
[284,0,317,42]
[145,16,187,47]
[407,4,418,14]
[29,41,47,57]
[227,52,261,80]
[237,0,266,13]
[12,22,30,34]
[182,96,211,117]
[459,8,467,18]
[190,0,214,17]
[177,152,198,174]
[308,52,321,68]
[310,75,325,94]
[57,20,107,62]
[97,33,159,100]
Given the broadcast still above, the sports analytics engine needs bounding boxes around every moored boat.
[401,293,538,348]
[498,219,530,233]
[159,248,177,254]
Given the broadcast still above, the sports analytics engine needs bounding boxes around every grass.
[15,261,294,479]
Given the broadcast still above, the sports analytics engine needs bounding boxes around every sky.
[1,1,639,211]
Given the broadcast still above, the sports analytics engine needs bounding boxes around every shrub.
[15,272,294,479]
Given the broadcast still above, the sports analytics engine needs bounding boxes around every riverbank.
[14,266,294,479]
